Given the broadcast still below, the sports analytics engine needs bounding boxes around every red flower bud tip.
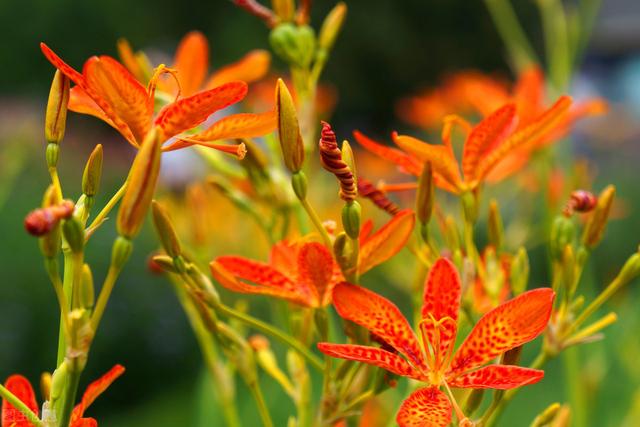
[146,252,165,275]
[24,200,74,236]
[564,190,597,216]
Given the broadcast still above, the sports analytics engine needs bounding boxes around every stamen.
[147,64,181,103]
[442,114,472,151]
[443,381,470,425]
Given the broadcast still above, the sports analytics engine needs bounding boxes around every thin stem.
[56,248,74,366]
[299,197,332,248]
[341,388,374,415]
[0,384,43,426]
[248,380,274,427]
[57,367,81,427]
[216,304,324,372]
[86,180,128,233]
[90,264,122,332]
[44,258,71,347]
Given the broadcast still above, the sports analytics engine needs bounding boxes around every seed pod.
[117,129,162,239]
[111,236,133,270]
[357,177,400,215]
[45,70,70,145]
[151,201,182,258]
[319,121,356,202]
[82,144,103,197]
[269,23,315,68]
[275,79,304,173]
[582,185,615,248]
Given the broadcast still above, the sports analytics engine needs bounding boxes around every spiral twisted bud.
[357,177,400,215]
[319,121,356,202]
[25,199,74,237]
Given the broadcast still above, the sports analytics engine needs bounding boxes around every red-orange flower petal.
[396,386,452,427]
[462,103,518,182]
[173,31,210,97]
[71,419,98,427]
[40,43,85,87]
[206,50,271,89]
[297,242,335,306]
[513,67,545,125]
[154,81,248,141]
[68,86,117,129]
[2,375,38,427]
[449,288,554,376]
[359,210,415,274]
[71,364,125,421]
[317,343,423,379]
[332,283,427,371]
[353,131,423,176]
[448,365,544,389]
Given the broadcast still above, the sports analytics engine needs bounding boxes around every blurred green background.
[1,0,640,426]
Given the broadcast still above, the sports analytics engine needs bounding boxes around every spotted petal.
[317,343,423,380]
[396,387,452,427]
[2,375,39,427]
[448,365,544,389]
[359,210,415,274]
[449,288,554,376]
[206,50,271,88]
[332,283,427,371]
[297,242,336,306]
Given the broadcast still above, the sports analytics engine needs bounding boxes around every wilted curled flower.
[318,258,554,426]
[357,177,401,216]
[40,43,275,156]
[24,200,74,236]
[1,365,125,427]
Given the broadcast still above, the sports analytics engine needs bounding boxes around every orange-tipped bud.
[582,185,615,248]
[275,79,304,172]
[319,121,356,202]
[25,200,74,236]
[45,70,70,145]
[117,129,162,239]
[357,177,400,216]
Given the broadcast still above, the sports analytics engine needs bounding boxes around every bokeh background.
[1,0,639,426]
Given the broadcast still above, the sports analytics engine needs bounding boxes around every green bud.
[45,70,70,145]
[269,23,316,68]
[562,245,577,296]
[530,402,561,427]
[550,215,575,261]
[461,191,478,224]
[291,171,308,200]
[488,199,504,250]
[151,200,182,258]
[80,264,95,311]
[152,255,179,273]
[341,201,361,240]
[318,2,347,52]
[62,217,84,253]
[46,143,59,169]
[111,236,133,270]
[50,360,68,404]
[82,144,103,197]
[510,247,530,295]
[617,250,640,288]
[275,79,304,172]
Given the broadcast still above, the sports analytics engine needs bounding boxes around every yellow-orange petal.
[449,288,554,376]
[353,130,422,176]
[206,50,271,89]
[68,86,119,132]
[317,343,423,379]
[513,67,545,124]
[154,81,248,141]
[116,38,148,84]
[83,56,152,144]
[393,133,462,190]
[332,282,427,371]
[2,375,39,426]
[447,365,544,389]
[40,43,85,87]
[396,387,452,427]
[359,209,415,274]
[173,31,210,97]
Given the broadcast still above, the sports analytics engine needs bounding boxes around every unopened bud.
[275,79,304,173]
[318,2,347,51]
[25,199,74,237]
[341,201,361,240]
[488,199,504,250]
[550,215,575,261]
[82,144,103,197]
[50,360,68,404]
[62,217,84,253]
[291,171,308,200]
[117,129,161,238]
[416,162,435,226]
[269,24,316,68]
[333,231,351,273]
[151,201,182,258]
[582,185,615,248]
[562,245,576,296]
[80,264,95,311]
[150,254,178,274]
[564,190,597,216]
[531,402,561,427]
[111,236,133,270]
[510,247,529,295]
[45,70,70,145]
[617,250,640,287]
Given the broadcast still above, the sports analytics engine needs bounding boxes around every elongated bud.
[616,249,640,287]
[416,162,434,243]
[117,129,161,238]
[488,199,504,250]
[152,201,181,258]
[276,79,304,172]
[291,171,308,200]
[45,70,70,145]
[562,245,576,296]
[582,185,615,248]
[341,201,361,239]
[249,335,296,397]
[269,24,316,68]
[62,216,84,253]
[271,0,294,21]
[50,360,68,404]
[82,144,103,197]
[464,389,484,416]
[342,140,357,182]
[111,236,133,270]
[25,199,74,237]
[357,177,400,215]
[319,121,357,201]
[510,247,529,295]
[151,254,179,274]
[550,215,575,261]
[333,231,351,272]
[79,264,95,311]
[318,2,347,51]
[530,402,561,427]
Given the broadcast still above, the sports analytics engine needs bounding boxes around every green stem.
[563,347,587,427]
[56,248,74,366]
[0,384,43,426]
[299,197,332,248]
[44,258,71,349]
[90,263,123,332]
[86,180,128,234]
[57,367,81,427]
[216,304,324,372]
[248,380,274,427]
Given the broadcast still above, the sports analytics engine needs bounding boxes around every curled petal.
[71,365,125,422]
[396,387,452,427]
[317,343,423,380]
[448,365,544,389]
[207,50,271,88]
[353,130,423,176]
[2,375,39,427]
[359,210,415,274]
[154,81,248,141]
[172,31,209,96]
[332,282,427,371]
[449,288,555,376]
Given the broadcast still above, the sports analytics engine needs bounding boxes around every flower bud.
[531,402,561,427]
[333,231,351,272]
[291,171,308,200]
[510,247,529,295]
[616,249,640,288]
[318,2,347,52]
[341,201,361,240]
[50,360,68,404]
[275,79,304,173]
[550,215,575,261]
[40,372,52,401]
[62,216,84,253]
[150,254,179,274]
[582,185,615,248]
[80,264,95,311]
[319,122,356,202]
[117,129,161,238]
[25,199,74,237]
[35,187,65,258]
[488,199,504,250]
[269,24,316,68]
[111,236,133,270]
[151,200,181,258]
[416,162,434,225]
[45,70,70,145]
[562,245,576,296]
[82,144,103,197]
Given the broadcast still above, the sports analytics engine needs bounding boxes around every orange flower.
[318,258,554,426]
[2,365,125,427]
[40,43,276,155]
[354,95,573,194]
[210,210,415,306]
